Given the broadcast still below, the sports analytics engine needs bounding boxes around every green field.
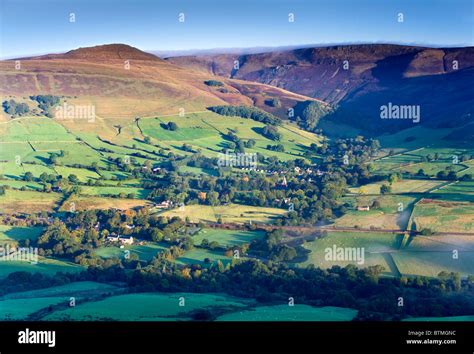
[349,179,445,195]
[0,257,83,279]
[79,185,150,198]
[374,145,473,176]
[177,247,232,266]
[299,232,403,277]
[0,189,61,213]
[60,195,151,211]
[0,281,119,300]
[335,195,417,230]
[391,251,474,277]
[43,292,254,321]
[54,166,101,182]
[411,200,474,233]
[216,305,358,321]
[94,243,169,261]
[0,297,67,320]
[161,204,287,224]
[299,229,474,278]
[192,228,265,247]
[0,225,43,245]
[139,112,321,161]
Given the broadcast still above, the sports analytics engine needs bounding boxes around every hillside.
[0,44,319,122]
[168,44,474,138]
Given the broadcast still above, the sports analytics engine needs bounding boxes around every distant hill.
[0,44,319,121]
[19,44,163,61]
[168,44,474,138]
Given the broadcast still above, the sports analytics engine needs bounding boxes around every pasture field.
[431,181,474,203]
[0,257,83,279]
[0,189,61,213]
[299,231,403,277]
[2,117,75,142]
[393,233,474,277]
[391,251,474,277]
[43,292,254,321]
[349,179,445,195]
[0,281,119,300]
[161,204,287,224]
[373,145,473,176]
[192,228,265,247]
[78,185,150,198]
[0,142,34,162]
[54,166,101,182]
[405,234,474,252]
[139,112,321,162]
[0,297,67,320]
[0,162,57,180]
[434,181,474,195]
[60,195,151,211]
[178,165,218,176]
[0,225,43,245]
[335,195,417,230]
[411,200,474,233]
[216,305,358,321]
[300,230,474,277]
[0,179,43,191]
[377,126,463,149]
[94,243,169,261]
[177,247,232,266]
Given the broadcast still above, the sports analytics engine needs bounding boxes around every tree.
[39,172,49,183]
[204,80,224,87]
[419,228,434,235]
[167,122,178,131]
[207,191,219,206]
[437,171,447,179]
[388,174,398,185]
[68,174,79,184]
[380,184,392,194]
[23,172,34,182]
[262,125,281,141]
[447,171,457,181]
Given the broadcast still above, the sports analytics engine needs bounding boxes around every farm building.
[155,200,172,209]
[357,206,370,211]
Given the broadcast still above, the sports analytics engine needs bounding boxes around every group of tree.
[2,99,29,117]
[291,100,329,132]
[208,105,281,125]
[204,80,224,87]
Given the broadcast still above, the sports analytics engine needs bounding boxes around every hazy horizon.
[1,0,472,59]
[2,40,473,60]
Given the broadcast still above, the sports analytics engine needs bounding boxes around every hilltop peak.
[63,44,161,61]
[22,43,162,62]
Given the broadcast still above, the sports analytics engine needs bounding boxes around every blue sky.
[0,0,472,58]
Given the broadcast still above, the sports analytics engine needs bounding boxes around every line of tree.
[208,105,281,125]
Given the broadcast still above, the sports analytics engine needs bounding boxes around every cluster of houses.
[238,166,325,177]
[154,200,173,209]
[106,234,134,245]
[142,166,162,174]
